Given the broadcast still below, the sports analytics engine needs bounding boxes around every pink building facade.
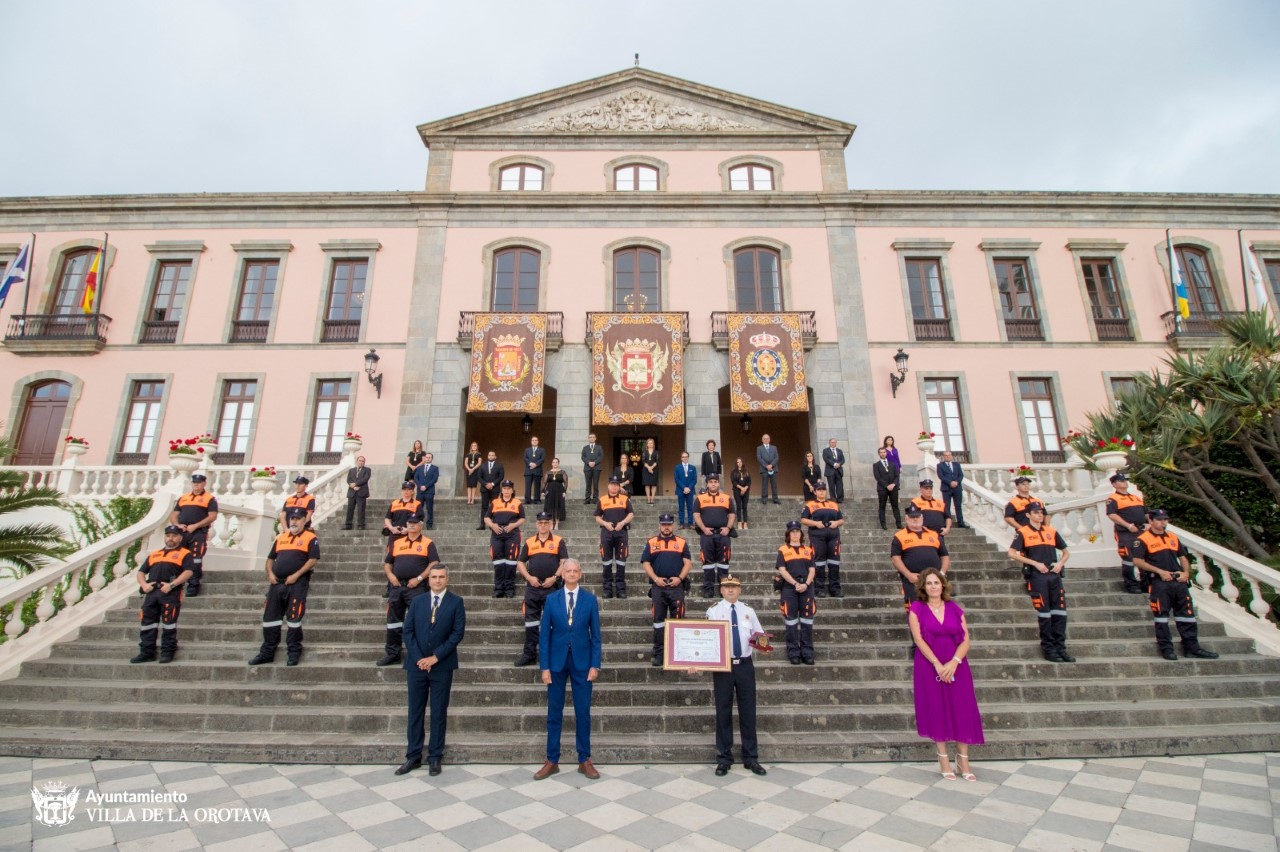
[2,69,1279,494]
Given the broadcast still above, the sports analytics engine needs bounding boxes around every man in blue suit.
[397,565,465,777]
[936,450,967,528]
[674,451,698,529]
[413,452,439,529]
[534,558,602,781]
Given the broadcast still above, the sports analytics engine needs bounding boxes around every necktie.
[567,591,576,627]
[431,595,439,625]
[488,462,493,473]
[883,460,888,471]
[730,604,743,658]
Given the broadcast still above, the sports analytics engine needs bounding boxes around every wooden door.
[14,381,70,464]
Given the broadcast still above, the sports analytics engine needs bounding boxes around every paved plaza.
[7,752,1278,851]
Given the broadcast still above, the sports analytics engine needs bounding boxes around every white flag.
[1241,234,1271,317]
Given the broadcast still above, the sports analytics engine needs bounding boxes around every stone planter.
[915,439,935,454]
[250,477,277,494]
[1091,450,1128,474]
[196,441,219,459]
[342,440,363,455]
[63,443,89,459]
[167,453,201,473]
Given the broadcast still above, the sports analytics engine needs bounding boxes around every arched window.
[15,381,72,464]
[492,247,541,311]
[51,249,99,315]
[613,247,661,311]
[498,164,544,191]
[728,164,774,191]
[1175,245,1222,314]
[614,164,659,191]
[733,247,783,310]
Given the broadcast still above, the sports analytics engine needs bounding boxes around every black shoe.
[1057,651,1076,663]
[829,590,843,598]
[802,657,815,666]
[617,591,628,599]
[789,657,801,665]
[158,652,175,664]
[1161,648,1179,661]
[376,654,401,667]
[1044,652,1065,663]
[493,590,504,598]
[342,525,352,531]
[248,653,274,666]
[426,524,433,530]
[1186,647,1219,659]
[185,585,201,598]
[357,525,366,530]
[286,658,300,667]
[514,654,537,667]
[715,765,729,777]
[815,590,827,598]
[652,655,663,667]
[1123,585,1145,594]
[428,761,442,776]
[603,590,615,599]
[773,500,781,505]
[130,653,156,664]
[879,521,887,530]
[745,762,767,776]
[395,758,421,776]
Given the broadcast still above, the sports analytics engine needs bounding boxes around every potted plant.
[194,432,219,455]
[915,430,936,452]
[1090,436,1134,471]
[249,466,278,493]
[63,436,90,458]
[342,431,363,453]
[1008,464,1036,481]
[167,437,203,473]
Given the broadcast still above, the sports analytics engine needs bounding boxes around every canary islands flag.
[80,249,102,314]
[0,239,31,309]
[1170,247,1190,319]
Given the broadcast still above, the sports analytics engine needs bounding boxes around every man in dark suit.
[343,456,371,530]
[524,436,546,504]
[413,452,439,529]
[674,451,699,530]
[873,447,902,530]
[821,439,846,503]
[477,450,504,529]
[581,433,604,504]
[534,558,602,781]
[756,434,780,504]
[937,450,967,528]
[397,565,466,776]
[700,439,722,486]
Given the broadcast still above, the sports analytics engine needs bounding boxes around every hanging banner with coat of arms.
[727,313,809,412]
[466,313,547,412]
[590,312,685,425]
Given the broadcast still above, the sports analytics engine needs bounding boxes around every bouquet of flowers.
[249,466,277,479]
[1009,464,1035,479]
[64,436,89,447]
[345,432,363,442]
[1093,437,1135,454]
[168,437,202,456]
[916,430,935,441]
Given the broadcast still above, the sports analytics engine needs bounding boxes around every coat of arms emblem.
[607,339,669,397]
[746,332,789,393]
[483,333,531,392]
[31,781,80,828]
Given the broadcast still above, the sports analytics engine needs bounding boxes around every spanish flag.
[80,249,101,314]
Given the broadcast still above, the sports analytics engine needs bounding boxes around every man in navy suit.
[822,439,846,503]
[524,436,546,504]
[397,565,465,776]
[534,558,602,781]
[936,450,967,528]
[413,452,439,529]
[674,451,698,529]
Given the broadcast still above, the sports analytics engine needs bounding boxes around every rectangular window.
[905,258,952,340]
[116,380,164,464]
[923,378,969,462]
[321,259,367,342]
[1266,259,1280,305]
[1110,376,1138,403]
[995,258,1043,340]
[216,380,257,464]
[308,379,351,464]
[1019,378,1064,463]
[230,260,278,342]
[1082,258,1133,340]
[140,260,192,343]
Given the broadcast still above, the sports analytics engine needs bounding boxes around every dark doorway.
[717,386,815,497]
[15,381,71,464]
[459,387,558,496]
[586,424,687,497]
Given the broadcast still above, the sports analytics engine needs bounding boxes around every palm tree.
[0,437,70,579]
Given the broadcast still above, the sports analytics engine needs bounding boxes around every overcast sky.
[2,0,1278,198]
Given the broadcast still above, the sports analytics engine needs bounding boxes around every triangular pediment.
[417,68,854,143]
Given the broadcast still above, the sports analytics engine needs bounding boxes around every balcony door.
[15,381,70,464]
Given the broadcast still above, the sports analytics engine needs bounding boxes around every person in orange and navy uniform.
[694,474,735,599]
[381,482,422,598]
[169,473,217,597]
[595,476,635,599]
[280,476,316,529]
[891,506,950,611]
[378,514,440,667]
[486,480,525,598]
[1003,476,1042,531]
[249,508,319,667]
[911,479,952,538]
[1131,508,1219,662]
[131,524,194,664]
[776,520,817,665]
[1007,502,1074,663]
[1105,473,1148,594]
[515,512,568,668]
[642,512,692,666]
[800,480,844,598]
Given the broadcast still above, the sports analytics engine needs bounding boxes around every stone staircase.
[2,497,1279,765]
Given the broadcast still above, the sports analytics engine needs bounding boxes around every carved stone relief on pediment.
[519,89,752,132]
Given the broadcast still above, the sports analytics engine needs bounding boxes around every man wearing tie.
[581,434,603,505]
[396,565,466,777]
[873,447,902,530]
[343,456,371,530]
[534,559,602,781]
[477,451,504,530]
[705,575,767,776]
[821,439,846,503]
[413,452,439,529]
[936,450,967,528]
[524,436,546,505]
[674,451,698,530]
[700,439,722,486]
[756,434,780,505]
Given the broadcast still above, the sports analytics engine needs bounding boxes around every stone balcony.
[3,313,111,355]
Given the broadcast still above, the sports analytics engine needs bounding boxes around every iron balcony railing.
[457,312,564,350]
[710,311,817,350]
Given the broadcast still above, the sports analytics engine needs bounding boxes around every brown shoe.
[533,761,559,780]
[578,760,600,780]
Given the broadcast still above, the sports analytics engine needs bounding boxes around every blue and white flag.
[0,240,31,309]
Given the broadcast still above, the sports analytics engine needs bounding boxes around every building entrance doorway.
[15,381,71,464]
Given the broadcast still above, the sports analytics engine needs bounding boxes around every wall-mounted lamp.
[521,414,533,434]
[631,423,640,435]
[364,348,383,399]
[740,413,752,434]
[890,347,910,398]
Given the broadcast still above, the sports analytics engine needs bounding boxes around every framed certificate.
[663,620,731,671]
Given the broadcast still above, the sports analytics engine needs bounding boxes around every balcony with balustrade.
[3,313,111,354]
[457,312,564,350]
[710,311,816,350]
[1161,310,1247,348]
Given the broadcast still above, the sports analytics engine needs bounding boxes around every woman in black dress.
[463,441,482,505]
[404,440,426,484]
[641,438,660,505]
[802,451,821,502]
[731,457,752,530]
[613,456,635,497]
[542,457,568,530]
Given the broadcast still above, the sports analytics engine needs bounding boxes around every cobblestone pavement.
[6,752,1278,851]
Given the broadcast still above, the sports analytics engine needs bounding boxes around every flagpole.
[21,233,34,319]
[1165,228,1180,332]
[1238,229,1250,312]
[96,232,109,313]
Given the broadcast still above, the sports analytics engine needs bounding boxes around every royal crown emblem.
[747,331,788,393]
[31,781,80,828]
[607,338,669,397]
[484,333,531,391]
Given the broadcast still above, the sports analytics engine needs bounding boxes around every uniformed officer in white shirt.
[705,575,767,777]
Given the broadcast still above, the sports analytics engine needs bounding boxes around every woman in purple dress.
[908,568,983,780]
[881,435,901,475]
